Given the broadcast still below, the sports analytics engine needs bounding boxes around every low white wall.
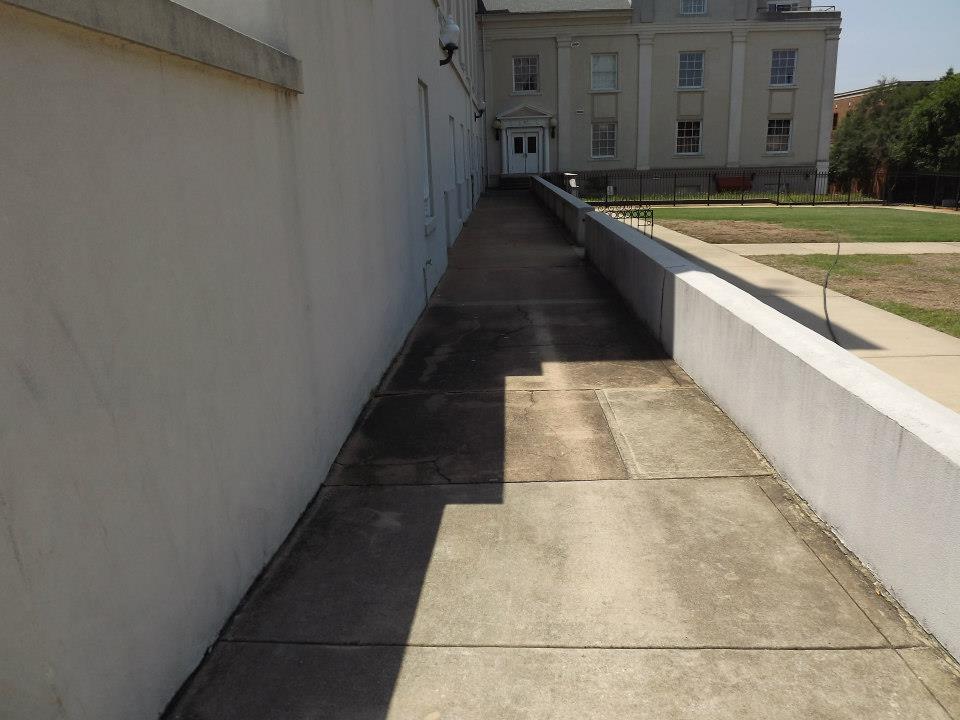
[578,210,960,659]
[531,176,592,246]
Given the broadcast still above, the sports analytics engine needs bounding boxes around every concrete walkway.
[167,194,960,719]
[648,224,960,413]
[721,241,960,256]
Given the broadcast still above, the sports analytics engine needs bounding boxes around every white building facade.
[481,0,841,178]
[0,1,484,719]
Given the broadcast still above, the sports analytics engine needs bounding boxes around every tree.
[830,79,934,188]
[898,70,960,172]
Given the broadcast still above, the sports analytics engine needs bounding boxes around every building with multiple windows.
[480,0,841,178]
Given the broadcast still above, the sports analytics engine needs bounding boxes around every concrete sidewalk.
[167,194,960,719]
[721,241,960,256]
[649,224,960,413]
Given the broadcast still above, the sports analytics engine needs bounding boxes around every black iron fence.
[605,205,654,235]
[885,172,960,209]
[540,167,960,210]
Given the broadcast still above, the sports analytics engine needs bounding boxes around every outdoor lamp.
[475,101,487,120]
[493,119,503,141]
[550,117,558,138]
[439,15,461,66]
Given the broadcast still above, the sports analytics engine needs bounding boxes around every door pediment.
[497,103,553,120]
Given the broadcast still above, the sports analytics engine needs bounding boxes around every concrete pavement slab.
[600,388,770,478]
[898,648,960,718]
[760,294,960,357]
[398,301,660,355]
[226,479,883,648]
[434,267,614,303]
[865,356,960,413]
[385,343,680,392]
[330,391,627,485]
[755,475,931,649]
[169,645,951,720]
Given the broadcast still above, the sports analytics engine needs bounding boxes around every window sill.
[589,156,618,161]
[676,86,705,92]
[769,84,798,90]
[763,151,793,157]
[589,88,622,94]
[673,153,705,158]
[511,91,542,97]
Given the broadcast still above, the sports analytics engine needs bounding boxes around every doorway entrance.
[505,129,543,175]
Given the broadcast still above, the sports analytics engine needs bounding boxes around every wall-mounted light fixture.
[550,117,558,138]
[439,15,461,66]
[474,101,486,120]
[492,119,503,141]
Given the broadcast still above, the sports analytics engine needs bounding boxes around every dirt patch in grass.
[656,219,848,244]
[754,253,960,337]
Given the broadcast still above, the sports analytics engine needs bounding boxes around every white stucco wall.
[0,1,484,719]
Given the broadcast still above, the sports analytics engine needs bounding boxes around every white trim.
[726,30,748,166]
[635,35,654,170]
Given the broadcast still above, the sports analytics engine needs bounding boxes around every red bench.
[714,174,754,192]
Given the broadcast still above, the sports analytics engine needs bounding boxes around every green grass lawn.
[753,253,960,338]
[652,207,960,243]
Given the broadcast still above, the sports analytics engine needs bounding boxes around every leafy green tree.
[831,79,934,187]
[898,69,960,171]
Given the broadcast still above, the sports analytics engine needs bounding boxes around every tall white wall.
[0,1,484,719]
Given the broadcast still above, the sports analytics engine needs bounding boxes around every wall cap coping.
[4,0,304,92]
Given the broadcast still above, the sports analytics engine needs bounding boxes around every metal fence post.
[639,173,644,204]
[954,177,960,211]
[913,175,920,206]
[847,180,852,205]
[776,171,782,205]
[706,171,711,206]
[812,172,817,206]
[933,172,941,208]
[672,174,678,206]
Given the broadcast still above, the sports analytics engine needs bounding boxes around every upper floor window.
[770,49,798,86]
[680,0,707,14]
[513,56,540,93]
[678,51,705,88]
[591,54,618,91]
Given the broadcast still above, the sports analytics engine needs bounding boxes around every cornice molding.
[2,0,303,92]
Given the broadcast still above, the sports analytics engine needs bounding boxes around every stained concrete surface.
[167,193,959,719]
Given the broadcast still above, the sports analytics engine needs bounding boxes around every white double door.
[506,128,543,175]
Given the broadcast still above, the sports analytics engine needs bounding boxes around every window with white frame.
[513,55,539,93]
[680,0,707,14]
[678,51,704,88]
[591,54,618,91]
[591,123,617,159]
[676,120,702,154]
[766,118,792,152]
[770,49,797,86]
[418,82,433,219]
